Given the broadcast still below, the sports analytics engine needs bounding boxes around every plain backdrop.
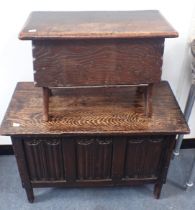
[0,0,195,144]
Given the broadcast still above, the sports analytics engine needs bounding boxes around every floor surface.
[0,149,195,210]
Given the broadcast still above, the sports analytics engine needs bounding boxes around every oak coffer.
[0,81,189,202]
[19,10,178,120]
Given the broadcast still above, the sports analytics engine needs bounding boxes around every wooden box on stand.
[19,10,178,120]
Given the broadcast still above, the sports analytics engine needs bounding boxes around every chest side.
[32,38,164,87]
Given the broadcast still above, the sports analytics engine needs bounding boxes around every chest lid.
[0,81,189,136]
[19,10,178,40]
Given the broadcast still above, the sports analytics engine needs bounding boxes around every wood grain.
[76,138,112,179]
[19,11,178,40]
[42,87,49,121]
[154,136,175,199]
[21,136,170,183]
[24,138,64,181]
[31,178,157,188]
[33,38,164,87]
[17,135,175,201]
[0,81,189,136]
[111,138,126,181]
[125,137,164,178]
[62,139,76,181]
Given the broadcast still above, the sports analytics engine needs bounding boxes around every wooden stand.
[145,84,153,117]
[42,87,50,121]
[0,82,189,202]
[43,84,154,121]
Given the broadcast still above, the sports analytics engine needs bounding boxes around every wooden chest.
[0,81,189,202]
[19,11,178,120]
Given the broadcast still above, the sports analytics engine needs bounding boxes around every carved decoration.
[24,138,64,181]
[46,139,60,145]
[125,136,164,178]
[26,139,41,145]
[76,138,113,180]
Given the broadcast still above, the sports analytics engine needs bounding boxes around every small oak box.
[0,81,189,202]
[19,11,178,120]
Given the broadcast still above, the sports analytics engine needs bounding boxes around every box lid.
[0,81,189,136]
[19,10,178,40]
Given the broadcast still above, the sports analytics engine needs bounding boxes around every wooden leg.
[136,86,145,94]
[25,187,34,203]
[153,136,176,199]
[11,137,35,203]
[42,87,49,121]
[145,84,153,117]
[48,88,52,96]
[154,182,163,199]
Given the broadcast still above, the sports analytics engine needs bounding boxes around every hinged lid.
[0,81,189,136]
[19,10,178,40]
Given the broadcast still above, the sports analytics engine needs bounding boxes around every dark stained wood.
[32,38,164,87]
[10,134,177,202]
[1,137,194,157]
[11,137,34,203]
[45,139,64,180]
[154,136,175,199]
[76,138,112,179]
[145,84,153,117]
[0,11,187,202]
[160,136,176,184]
[154,182,163,199]
[62,139,76,182]
[0,81,189,136]
[24,139,42,180]
[23,138,64,181]
[19,11,178,40]
[5,138,195,155]
[19,11,178,121]
[32,37,164,120]
[1,82,189,202]
[124,137,164,178]
[42,87,49,121]
[111,138,126,181]
[31,178,157,188]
